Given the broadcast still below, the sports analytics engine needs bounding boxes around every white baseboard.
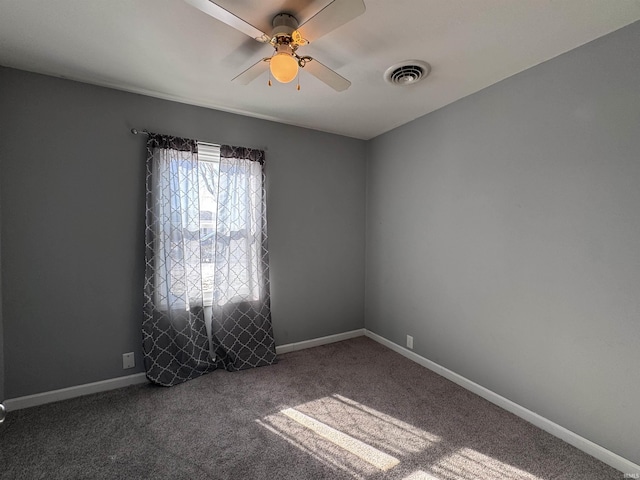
[276,328,365,355]
[4,330,367,412]
[5,329,637,474]
[4,372,148,412]
[364,329,640,475]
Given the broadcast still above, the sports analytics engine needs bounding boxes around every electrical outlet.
[122,352,135,369]
[406,335,413,350]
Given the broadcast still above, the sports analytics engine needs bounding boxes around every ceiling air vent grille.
[384,60,431,86]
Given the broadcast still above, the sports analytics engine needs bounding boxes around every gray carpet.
[0,337,620,479]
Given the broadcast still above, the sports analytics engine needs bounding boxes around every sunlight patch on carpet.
[281,407,400,471]
[329,394,440,454]
[431,448,542,480]
[258,395,442,477]
[257,415,377,479]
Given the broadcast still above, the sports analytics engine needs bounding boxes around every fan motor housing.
[271,13,298,38]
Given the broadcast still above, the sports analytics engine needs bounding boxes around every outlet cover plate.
[407,335,413,350]
[122,352,135,369]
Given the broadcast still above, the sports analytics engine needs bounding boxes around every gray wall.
[0,180,4,403]
[365,21,640,464]
[0,67,366,398]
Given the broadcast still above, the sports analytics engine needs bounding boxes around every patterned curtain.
[210,145,277,371]
[143,134,216,386]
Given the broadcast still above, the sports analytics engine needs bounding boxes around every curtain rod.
[130,128,266,151]
[131,128,214,145]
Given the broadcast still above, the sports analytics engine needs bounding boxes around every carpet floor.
[0,337,620,479]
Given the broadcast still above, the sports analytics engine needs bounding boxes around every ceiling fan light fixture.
[270,45,298,83]
[187,0,365,91]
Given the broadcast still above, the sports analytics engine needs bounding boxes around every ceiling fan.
[184,0,366,91]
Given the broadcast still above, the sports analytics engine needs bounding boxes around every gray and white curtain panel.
[143,133,277,386]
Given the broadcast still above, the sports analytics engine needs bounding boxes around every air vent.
[384,60,431,86]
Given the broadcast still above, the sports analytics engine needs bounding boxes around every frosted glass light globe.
[270,47,298,83]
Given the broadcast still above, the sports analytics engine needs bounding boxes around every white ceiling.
[1,0,639,140]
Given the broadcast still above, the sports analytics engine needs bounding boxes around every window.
[197,143,220,306]
[197,143,263,307]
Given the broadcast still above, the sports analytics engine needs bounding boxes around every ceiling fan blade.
[183,0,270,42]
[302,58,351,92]
[232,58,271,85]
[298,0,366,43]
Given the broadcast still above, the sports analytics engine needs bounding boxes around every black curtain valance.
[147,133,198,153]
[220,144,265,164]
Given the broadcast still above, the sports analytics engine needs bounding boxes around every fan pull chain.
[296,71,301,91]
[268,70,272,87]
